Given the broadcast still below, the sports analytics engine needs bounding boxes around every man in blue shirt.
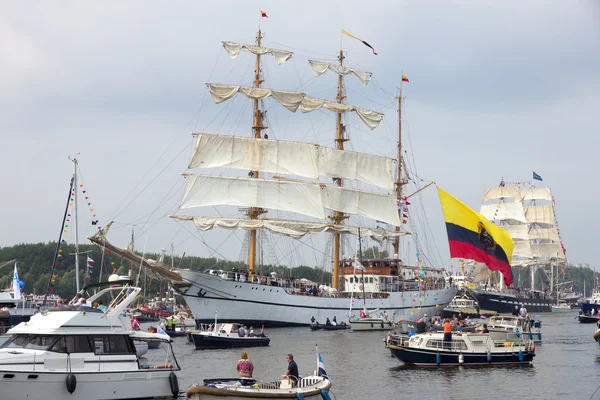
[281,354,299,385]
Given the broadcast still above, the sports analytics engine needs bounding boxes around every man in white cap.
[423,313,429,324]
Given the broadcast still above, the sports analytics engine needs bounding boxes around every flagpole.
[316,344,319,377]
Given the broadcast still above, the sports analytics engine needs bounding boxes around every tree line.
[0,242,332,301]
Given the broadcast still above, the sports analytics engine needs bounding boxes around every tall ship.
[90,25,456,326]
[468,177,567,313]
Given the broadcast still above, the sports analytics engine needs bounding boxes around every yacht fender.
[169,371,179,397]
[66,373,76,394]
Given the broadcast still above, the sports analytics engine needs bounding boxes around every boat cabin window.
[1,335,59,350]
[350,277,354,283]
[49,336,94,353]
[426,339,468,350]
[91,335,133,355]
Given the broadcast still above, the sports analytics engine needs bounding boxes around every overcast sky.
[1,1,598,271]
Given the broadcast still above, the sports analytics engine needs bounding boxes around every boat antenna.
[43,166,75,305]
[69,154,81,292]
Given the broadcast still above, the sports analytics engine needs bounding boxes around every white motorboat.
[551,303,573,313]
[388,331,535,366]
[487,315,542,343]
[0,278,181,399]
[186,376,331,399]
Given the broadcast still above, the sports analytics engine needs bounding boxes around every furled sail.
[188,133,320,179]
[170,215,404,241]
[322,186,400,226]
[188,133,394,190]
[180,175,325,219]
[206,83,384,129]
[222,42,293,65]
[524,205,556,226]
[480,202,527,225]
[521,188,552,202]
[482,187,522,202]
[308,60,372,86]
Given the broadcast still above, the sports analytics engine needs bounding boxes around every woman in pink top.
[236,352,254,378]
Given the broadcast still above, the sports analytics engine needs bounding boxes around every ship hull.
[469,290,552,313]
[178,270,456,327]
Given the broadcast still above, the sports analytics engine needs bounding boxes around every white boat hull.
[0,369,179,399]
[350,318,396,331]
[178,270,456,327]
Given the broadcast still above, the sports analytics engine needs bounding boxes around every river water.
[145,311,600,399]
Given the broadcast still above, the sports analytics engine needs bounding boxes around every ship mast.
[331,49,347,290]
[393,84,405,255]
[248,28,266,279]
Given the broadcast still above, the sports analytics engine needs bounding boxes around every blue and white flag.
[353,258,365,272]
[13,264,21,300]
[533,171,543,181]
[317,349,328,379]
[157,326,167,335]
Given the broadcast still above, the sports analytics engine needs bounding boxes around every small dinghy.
[186,376,331,399]
[578,314,600,324]
[191,323,270,349]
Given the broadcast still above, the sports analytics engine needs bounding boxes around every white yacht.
[0,279,181,399]
[487,315,542,343]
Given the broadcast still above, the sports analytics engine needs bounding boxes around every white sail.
[322,186,400,226]
[170,215,403,241]
[467,262,492,282]
[480,202,527,225]
[308,60,372,86]
[482,187,522,202]
[504,225,530,241]
[528,227,560,242]
[525,205,556,226]
[530,243,566,260]
[206,83,384,129]
[188,133,394,189]
[188,133,319,179]
[521,188,552,202]
[318,146,394,190]
[222,42,293,65]
[180,175,325,219]
[512,240,533,260]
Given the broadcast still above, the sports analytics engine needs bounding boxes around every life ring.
[359,284,364,290]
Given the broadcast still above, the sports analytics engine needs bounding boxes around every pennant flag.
[342,29,377,55]
[261,10,268,18]
[533,171,543,181]
[87,256,94,263]
[316,346,328,379]
[437,187,514,286]
[402,75,409,82]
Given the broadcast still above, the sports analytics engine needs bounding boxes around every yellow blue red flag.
[437,187,514,286]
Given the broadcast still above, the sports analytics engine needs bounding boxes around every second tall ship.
[469,177,568,313]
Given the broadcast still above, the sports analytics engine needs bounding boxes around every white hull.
[178,270,456,326]
[189,393,324,400]
[350,318,396,331]
[0,370,178,399]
